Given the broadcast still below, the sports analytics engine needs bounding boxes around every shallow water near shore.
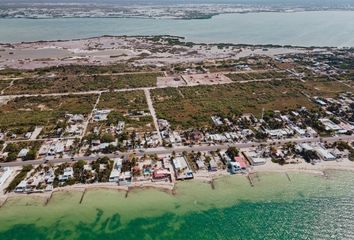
[0,171,353,239]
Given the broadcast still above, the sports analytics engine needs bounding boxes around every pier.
[125,187,130,198]
[0,197,8,208]
[246,175,254,187]
[79,189,87,204]
[44,192,53,206]
[285,172,291,182]
[209,178,215,190]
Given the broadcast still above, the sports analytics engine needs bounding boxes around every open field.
[96,91,154,132]
[302,79,354,98]
[0,80,12,91]
[226,71,290,81]
[0,95,97,131]
[4,72,161,94]
[151,80,316,129]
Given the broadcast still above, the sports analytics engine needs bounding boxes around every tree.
[6,152,17,162]
[101,133,115,143]
[24,150,37,161]
[226,147,239,159]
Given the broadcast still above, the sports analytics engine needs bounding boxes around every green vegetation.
[333,141,354,161]
[0,95,96,131]
[151,80,316,129]
[5,165,33,193]
[92,157,114,182]
[226,71,289,81]
[6,73,161,94]
[302,78,354,98]
[97,91,153,131]
[0,80,12,91]
[1,142,42,162]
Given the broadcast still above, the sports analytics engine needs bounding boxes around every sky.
[0,0,353,6]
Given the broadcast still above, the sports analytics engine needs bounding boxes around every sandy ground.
[0,36,308,69]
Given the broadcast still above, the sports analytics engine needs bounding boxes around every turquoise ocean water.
[0,171,353,240]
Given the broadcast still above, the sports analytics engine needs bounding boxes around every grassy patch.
[6,73,161,94]
[97,91,153,132]
[303,79,354,97]
[0,95,96,130]
[152,80,316,129]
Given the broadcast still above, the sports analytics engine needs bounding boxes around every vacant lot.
[5,72,161,94]
[302,79,354,97]
[226,71,289,81]
[0,95,97,131]
[0,80,12,91]
[97,91,153,131]
[151,80,316,129]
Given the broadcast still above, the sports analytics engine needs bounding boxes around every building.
[172,156,193,180]
[315,147,336,161]
[209,159,218,171]
[242,150,267,166]
[17,148,29,158]
[58,167,74,181]
[109,159,122,182]
[93,109,111,122]
[0,167,13,186]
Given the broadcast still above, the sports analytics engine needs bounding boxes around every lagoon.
[1,11,354,46]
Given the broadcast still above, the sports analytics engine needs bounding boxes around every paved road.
[1,135,353,168]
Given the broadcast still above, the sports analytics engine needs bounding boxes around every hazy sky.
[0,0,354,6]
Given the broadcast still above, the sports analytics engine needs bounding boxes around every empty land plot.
[226,71,289,81]
[97,91,154,132]
[0,95,96,131]
[0,79,12,91]
[181,73,232,86]
[151,80,316,129]
[303,79,354,97]
[5,72,161,94]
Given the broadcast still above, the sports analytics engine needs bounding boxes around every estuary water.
[0,171,353,240]
[0,11,354,46]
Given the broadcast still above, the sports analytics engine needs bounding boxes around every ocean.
[0,171,353,239]
[0,11,354,46]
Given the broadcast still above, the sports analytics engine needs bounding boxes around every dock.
[44,192,53,206]
[0,197,8,208]
[209,178,215,190]
[125,187,130,198]
[246,175,254,187]
[79,189,87,204]
[285,172,291,182]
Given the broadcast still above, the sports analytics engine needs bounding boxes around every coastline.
[1,160,353,206]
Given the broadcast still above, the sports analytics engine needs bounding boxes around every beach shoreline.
[1,160,353,206]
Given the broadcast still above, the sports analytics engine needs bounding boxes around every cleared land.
[226,71,290,81]
[302,79,354,98]
[96,91,154,132]
[4,72,161,94]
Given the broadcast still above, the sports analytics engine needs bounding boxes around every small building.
[209,159,218,171]
[152,169,171,181]
[242,150,267,166]
[172,156,193,180]
[17,148,29,158]
[58,167,74,181]
[109,159,122,182]
[315,147,336,161]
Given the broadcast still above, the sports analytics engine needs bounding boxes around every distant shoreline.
[1,9,353,20]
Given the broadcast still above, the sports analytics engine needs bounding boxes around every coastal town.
[0,36,353,202]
